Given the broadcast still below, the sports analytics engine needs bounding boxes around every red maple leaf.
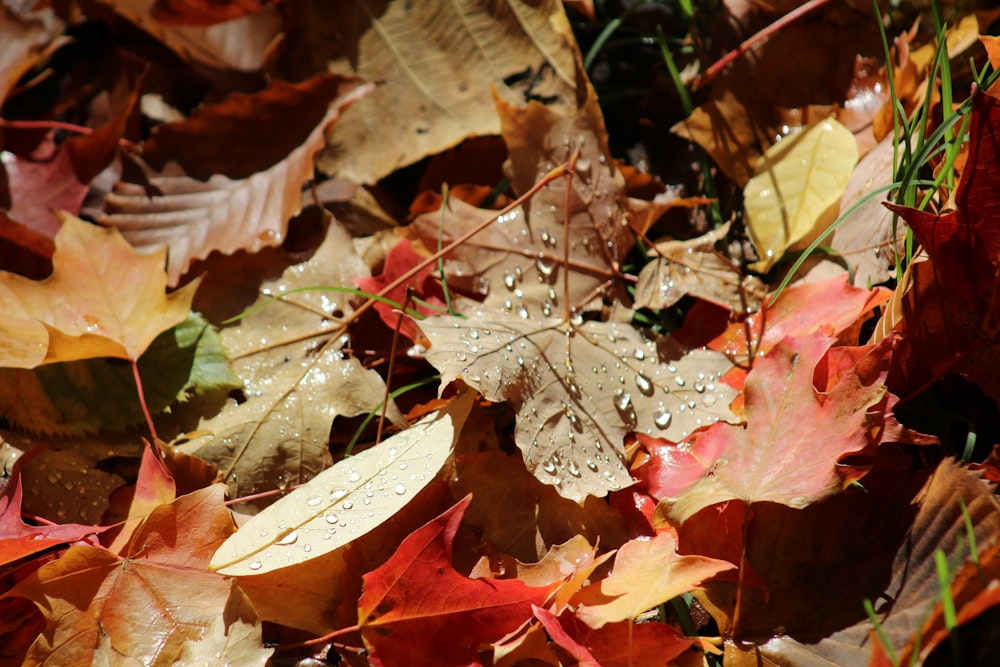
[884,91,1000,401]
[358,495,558,667]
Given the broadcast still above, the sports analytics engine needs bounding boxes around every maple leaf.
[572,531,734,628]
[882,92,1000,402]
[354,239,448,342]
[358,496,559,667]
[6,485,272,666]
[0,213,197,369]
[658,332,895,524]
[176,218,405,505]
[100,74,373,285]
[422,309,737,501]
[0,467,104,569]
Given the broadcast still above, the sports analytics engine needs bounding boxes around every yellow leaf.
[0,213,197,368]
[744,118,858,273]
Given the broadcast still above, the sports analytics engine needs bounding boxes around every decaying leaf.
[745,118,858,273]
[274,0,578,184]
[176,218,405,507]
[422,309,738,502]
[634,221,766,312]
[101,75,373,285]
[211,391,474,576]
[573,531,734,628]
[0,213,197,369]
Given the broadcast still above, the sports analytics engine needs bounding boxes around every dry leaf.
[272,0,578,184]
[211,391,474,576]
[101,76,373,285]
[744,118,858,273]
[422,310,737,502]
[0,213,197,368]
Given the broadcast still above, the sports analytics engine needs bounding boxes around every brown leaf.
[422,310,737,501]
[0,213,197,368]
[271,0,578,184]
[101,76,373,285]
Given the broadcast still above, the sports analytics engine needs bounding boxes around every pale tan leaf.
[421,310,738,502]
[210,391,475,576]
[286,0,578,183]
[0,4,62,104]
[635,221,766,312]
[828,134,907,287]
[745,118,858,272]
[175,218,405,506]
[100,79,373,286]
[409,84,634,317]
[0,213,197,368]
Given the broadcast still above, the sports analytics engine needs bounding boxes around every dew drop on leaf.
[248,561,262,571]
[635,373,653,395]
[567,460,581,477]
[306,495,323,507]
[332,489,348,500]
[517,304,530,319]
[348,471,361,482]
[276,531,298,546]
[675,376,686,387]
[324,513,338,524]
[394,483,406,495]
[542,458,557,474]
[654,408,672,429]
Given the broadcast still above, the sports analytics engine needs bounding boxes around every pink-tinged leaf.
[102,441,177,553]
[533,606,601,667]
[358,496,559,667]
[573,532,734,629]
[0,468,104,568]
[355,240,447,342]
[659,333,893,523]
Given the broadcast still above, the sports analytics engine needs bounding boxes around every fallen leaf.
[6,485,272,666]
[176,218,405,506]
[0,213,197,369]
[101,75,373,285]
[270,0,577,184]
[358,495,559,667]
[422,309,738,501]
[151,0,275,25]
[658,332,891,524]
[0,466,104,569]
[744,118,858,272]
[881,92,1000,403]
[210,391,474,576]
[635,221,766,312]
[573,531,734,628]
[0,4,62,105]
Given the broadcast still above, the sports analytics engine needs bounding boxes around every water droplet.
[654,408,672,429]
[470,328,480,340]
[503,273,516,290]
[306,495,323,507]
[249,561,263,571]
[331,489,348,500]
[536,253,556,279]
[342,501,354,510]
[702,394,718,407]
[586,458,598,472]
[567,460,581,477]
[542,458,557,474]
[633,348,645,360]
[348,471,361,483]
[517,304,530,319]
[277,531,298,546]
[635,373,653,395]
[516,354,524,366]
[675,376,686,387]
[325,513,338,524]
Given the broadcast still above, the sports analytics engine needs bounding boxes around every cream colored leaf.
[299,0,578,183]
[101,80,373,286]
[175,219,405,506]
[210,391,475,576]
[421,310,738,502]
[0,213,197,368]
[745,118,858,273]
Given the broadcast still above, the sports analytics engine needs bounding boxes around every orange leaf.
[0,213,197,368]
[572,531,734,628]
[358,496,558,667]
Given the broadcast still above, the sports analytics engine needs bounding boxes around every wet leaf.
[0,213,198,369]
[422,309,738,501]
[211,391,474,576]
[572,531,734,628]
[745,118,858,272]
[657,333,893,524]
[176,219,405,506]
[358,495,559,667]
